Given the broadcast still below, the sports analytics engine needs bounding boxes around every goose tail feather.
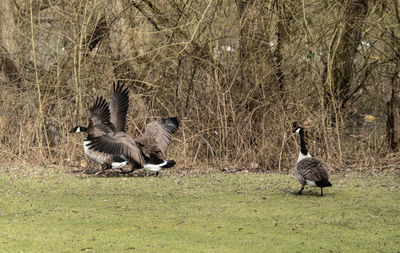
[315,178,332,187]
[161,160,176,168]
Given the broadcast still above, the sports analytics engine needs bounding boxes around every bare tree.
[387,61,400,150]
[0,0,398,170]
[105,0,137,78]
[325,0,368,109]
[0,0,20,84]
[386,0,400,150]
[236,0,254,92]
[274,0,292,100]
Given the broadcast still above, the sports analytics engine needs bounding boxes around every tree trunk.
[236,0,253,95]
[104,0,139,81]
[326,0,368,109]
[387,61,400,151]
[0,0,20,84]
[274,0,290,100]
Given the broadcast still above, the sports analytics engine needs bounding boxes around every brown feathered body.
[293,126,332,195]
[295,157,331,187]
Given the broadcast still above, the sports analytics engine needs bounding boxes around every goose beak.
[292,122,298,133]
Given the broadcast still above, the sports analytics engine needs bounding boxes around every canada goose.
[293,125,332,196]
[69,81,129,172]
[86,117,179,174]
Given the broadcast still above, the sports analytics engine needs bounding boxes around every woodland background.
[0,0,399,172]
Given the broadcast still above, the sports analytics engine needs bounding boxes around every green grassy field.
[0,167,399,252]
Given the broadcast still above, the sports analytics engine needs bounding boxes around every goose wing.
[89,96,111,129]
[87,131,145,167]
[296,157,329,181]
[136,117,179,156]
[109,81,129,132]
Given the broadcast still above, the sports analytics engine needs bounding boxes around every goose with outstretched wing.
[69,81,129,172]
[87,117,179,174]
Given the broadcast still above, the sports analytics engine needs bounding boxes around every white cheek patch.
[76,127,81,132]
[306,180,317,186]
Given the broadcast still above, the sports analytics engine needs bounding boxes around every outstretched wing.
[136,117,179,156]
[89,96,110,129]
[87,131,145,167]
[109,81,129,132]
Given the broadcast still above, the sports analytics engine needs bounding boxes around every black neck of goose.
[80,126,88,132]
[298,129,308,155]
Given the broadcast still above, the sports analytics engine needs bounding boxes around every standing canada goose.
[69,81,129,172]
[293,125,332,196]
[86,117,179,174]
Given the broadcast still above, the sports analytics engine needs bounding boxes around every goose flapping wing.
[136,117,179,155]
[296,157,329,181]
[87,131,145,167]
[109,81,129,132]
[89,96,111,129]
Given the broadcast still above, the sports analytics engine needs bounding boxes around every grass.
[0,167,399,252]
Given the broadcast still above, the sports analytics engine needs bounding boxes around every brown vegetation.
[0,0,399,172]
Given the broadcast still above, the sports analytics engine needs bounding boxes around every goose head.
[69,126,87,133]
[292,125,304,134]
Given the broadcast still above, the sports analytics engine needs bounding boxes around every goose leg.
[297,185,305,195]
[320,187,323,196]
[96,163,112,175]
[120,166,135,175]
[96,164,108,175]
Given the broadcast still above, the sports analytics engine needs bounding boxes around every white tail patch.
[306,180,317,187]
[111,161,127,169]
[144,161,167,172]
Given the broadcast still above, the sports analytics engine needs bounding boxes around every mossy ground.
[0,167,398,252]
